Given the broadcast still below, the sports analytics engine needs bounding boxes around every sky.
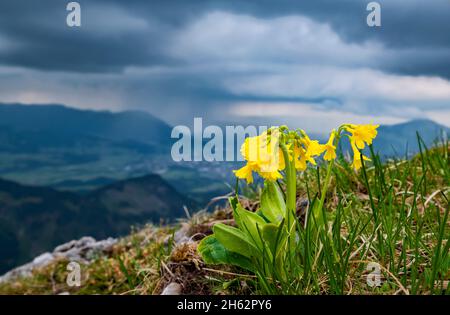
[0,0,449,133]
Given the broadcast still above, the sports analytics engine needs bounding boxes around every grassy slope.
[0,143,448,295]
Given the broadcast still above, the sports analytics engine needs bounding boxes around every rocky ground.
[0,237,117,284]
[0,203,244,295]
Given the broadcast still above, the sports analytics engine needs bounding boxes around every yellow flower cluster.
[234,124,378,183]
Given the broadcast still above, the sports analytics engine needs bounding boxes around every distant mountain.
[0,175,195,274]
[374,119,448,158]
[0,103,172,148]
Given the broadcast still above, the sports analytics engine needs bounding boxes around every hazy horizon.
[2,101,449,136]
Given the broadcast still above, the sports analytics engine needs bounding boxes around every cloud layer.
[0,0,449,131]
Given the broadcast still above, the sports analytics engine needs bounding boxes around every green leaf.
[198,235,255,272]
[261,223,288,280]
[213,223,260,258]
[311,201,325,230]
[118,256,136,289]
[229,196,242,227]
[233,203,267,248]
[229,196,239,212]
[260,181,286,223]
[262,221,289,255]
[262,223,281,255]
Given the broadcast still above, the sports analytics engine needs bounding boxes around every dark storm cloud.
[0,0,449,76]
[0,0,177,72]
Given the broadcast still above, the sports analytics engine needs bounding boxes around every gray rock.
[53,237,117,262]
[163,223,192,245]
[0,252,55,281]
[0,236,117,283]
[33,252,55,266]
[54,236,96,253]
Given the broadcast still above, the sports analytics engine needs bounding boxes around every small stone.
[161,282,182,295]
[174,223,191,244]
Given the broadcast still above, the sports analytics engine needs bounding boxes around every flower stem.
[315,158,340,262]
[280,143,296,214]
[316,131,340,215]
[317,159,334,212]
[280,143,297,254]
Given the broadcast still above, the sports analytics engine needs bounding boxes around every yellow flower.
[350,139,370,170]
[293,143,307,171]
[305,139,325,158]
[323,130,337,161]
[300,130,325,156]
[300,130,313,147]
[345,124,379,149]
[293,131,325,170]
[343,123,378,170]
[240,131,268,163]
[234,129,285,182]
[257,168,284,181]
[233,164,255,184]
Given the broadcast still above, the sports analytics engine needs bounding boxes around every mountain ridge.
[371,119,448,158]
[0,102,172,146]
